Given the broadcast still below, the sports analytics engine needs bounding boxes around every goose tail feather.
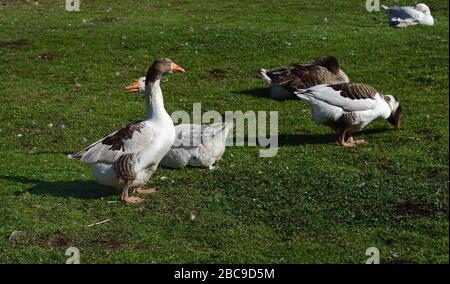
[260,69,273,84]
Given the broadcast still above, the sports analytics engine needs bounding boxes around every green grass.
[0,0,448,264]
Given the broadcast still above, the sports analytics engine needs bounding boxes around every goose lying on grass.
[294,83,402,148]
[160,122,232,169]
[260,56,350,100]
[69,58,185,203]
[127,77,232,169]
[382,3,434,28]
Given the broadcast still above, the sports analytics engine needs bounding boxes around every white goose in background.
[259,56,350,100]
[160,122,232,169]
[382,3,434,27]
[294,83,402,147]
[126,77,232,169]
[69,58,185,203]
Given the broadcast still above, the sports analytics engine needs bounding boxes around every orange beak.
[171,62,185,73]
[125,80,141,92]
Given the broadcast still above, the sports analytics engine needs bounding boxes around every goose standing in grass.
[294,83,402,147]
[126,77,232,169]
[69,58,185,203]
[382,3,434,28]
[260,56,350,100]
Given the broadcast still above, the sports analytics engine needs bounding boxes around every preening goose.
[69,58,185,203]
[126,78,232,169]
[294,83,402,147]
[260,56,350,100]
[382,3,434,27]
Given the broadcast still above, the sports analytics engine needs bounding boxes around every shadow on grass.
[277,133,336,146]
[0,175,119,200]
[233,87,275,100]
[278,128,394,146]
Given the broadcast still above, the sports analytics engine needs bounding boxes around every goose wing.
[384,6,423,24]
[172,124,203,149]
[264,65,334,92]
[172,123,230,148]
[294,83,379,112]
[290,65,337,89]
[69,121,153,164]
[200,122,232,145]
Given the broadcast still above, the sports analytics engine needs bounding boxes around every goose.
[382,3,434,27]
[259,56,350,100]
[293,83,402,147]
[69,58,185,203]
[126,77,232,169]
[160,122,232,169]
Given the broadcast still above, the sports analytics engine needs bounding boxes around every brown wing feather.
[71,121,145,160]
[328,83,378,100]
[290,65,336,90]
[102,122,145,151]
[265,65,332,92]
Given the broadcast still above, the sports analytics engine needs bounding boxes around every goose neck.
[145,79,166,120]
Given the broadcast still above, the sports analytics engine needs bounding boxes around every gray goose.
[294,83,402,147]
[69,58,185,203]
[260,56,350,100]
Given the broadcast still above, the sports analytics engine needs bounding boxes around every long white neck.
[145,79,166,120]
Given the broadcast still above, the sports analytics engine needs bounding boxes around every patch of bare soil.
[0,39,30,49]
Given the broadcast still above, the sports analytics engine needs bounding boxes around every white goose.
[382,3,434,27]
[259,56,350,100]
[126,77,232,169]
[294,83,402,147]
[69,58,185,203]
[160,122,232,169]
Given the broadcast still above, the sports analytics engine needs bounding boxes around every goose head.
[416,3,431,15]
[315,56,341,73]
[384,95,402,129]
[145,57,185,84]
[126,77,145,93]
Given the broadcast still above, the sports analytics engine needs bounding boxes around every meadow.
[0,0,448,263]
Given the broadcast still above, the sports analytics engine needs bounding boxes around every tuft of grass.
[0,0,448,263]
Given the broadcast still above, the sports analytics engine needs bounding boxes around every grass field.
[0,0,448,264]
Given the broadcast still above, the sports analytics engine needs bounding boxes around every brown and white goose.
[126,77,232,169]
[69,58,185,203]
[260,56,350,100]
[294,83,402,147]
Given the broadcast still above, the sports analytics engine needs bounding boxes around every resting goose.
[260,56,350,100]
[69,58,185,203]
[160,122,232,169]
[382,3,434,27]
[294,83,402,147]
[126,77,232,169]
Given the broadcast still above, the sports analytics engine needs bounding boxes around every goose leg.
[121,183,144,203]
[133,187,158,194]
[347,136,367,145]
[338,129,355,148]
